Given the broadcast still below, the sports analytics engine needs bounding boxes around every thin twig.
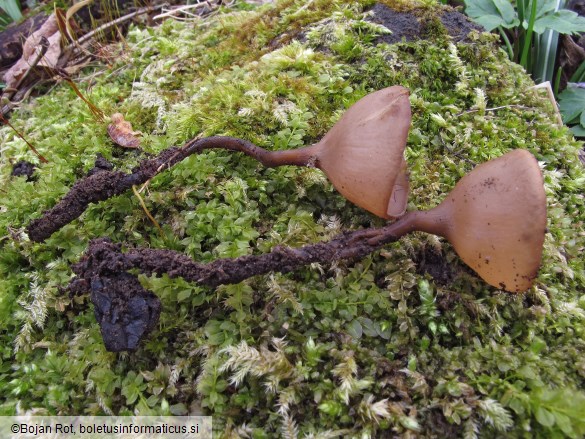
[0,114,49,163]
[64,4,164,54]
[63,0,95,58]
[530,81,564,127]
[456,104,531,117]
[153,1,220,20]
[1,82,38,116]
[439,135,475,166]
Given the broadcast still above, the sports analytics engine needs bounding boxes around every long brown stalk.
[26,136,318,242]
[70,214,419,291]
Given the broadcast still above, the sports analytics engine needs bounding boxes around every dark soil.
[368,4,421,44]
[413,245,457,286]
[440,10,484,43]
[89,273,161,352]
[11,160,36,181]
[69,239,161,352]
[87,154,114,175]
[367,3,482,45]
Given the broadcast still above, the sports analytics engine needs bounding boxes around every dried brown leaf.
[107,113,141,148]
[3,13,63,89]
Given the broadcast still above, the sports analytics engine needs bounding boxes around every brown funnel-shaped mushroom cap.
[424,149,547,292]
[313,86,411,219]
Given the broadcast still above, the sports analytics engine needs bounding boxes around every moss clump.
[1,0,584,437]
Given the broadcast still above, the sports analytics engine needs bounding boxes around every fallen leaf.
[3,13,63,90]
[107,113,142,148]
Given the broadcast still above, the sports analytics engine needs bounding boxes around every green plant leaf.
[346,319,363,339]
[554,412,574,436]
[569,60,585,82]
[533,9,585,34]
[399,415,421,432]
[535,406,556,427]
[557,84,585,124]
[570,124,585,137]
[533,0,559,20]
[464,0,520,31]
[529,388,585,436]
[532,0,564,83]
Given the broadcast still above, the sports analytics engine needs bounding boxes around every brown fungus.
[308,85,411,218]
[369,149,547,292]
[27,87,412,242]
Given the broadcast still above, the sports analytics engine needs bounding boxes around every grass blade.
[520,0,538,69]
[569,60,585,82]
[533,0,565,83]
[498,26,515,60]
[0,0,22,21]
[554,66,562,95]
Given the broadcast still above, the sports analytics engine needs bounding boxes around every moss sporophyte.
[1,0,584,437]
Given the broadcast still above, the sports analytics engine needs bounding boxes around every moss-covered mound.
[1,0,584,437]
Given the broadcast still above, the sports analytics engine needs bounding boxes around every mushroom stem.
[359,208,450,247]
[407,209,450,237]
[27,87,412,242]
[25,138,319,243]
[184,136,319,167]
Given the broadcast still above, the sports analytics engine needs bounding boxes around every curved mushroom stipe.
[185,86,412,219]
[72,151,546,296]
[27,87,412,242]
[371,149,547,292]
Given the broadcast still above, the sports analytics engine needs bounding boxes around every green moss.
[1,0,584,437]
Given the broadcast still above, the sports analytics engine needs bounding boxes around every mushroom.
[308,85,412,218]
[367,149,547,292]
[184,86,412,218]
[70,150,548,354]
[26,87,412,242]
